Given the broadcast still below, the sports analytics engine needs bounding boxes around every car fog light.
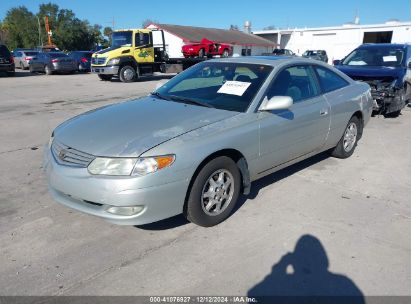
[105,206,143,216]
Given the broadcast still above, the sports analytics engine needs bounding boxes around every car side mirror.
[260,96,293,111]
[333,60,341,66]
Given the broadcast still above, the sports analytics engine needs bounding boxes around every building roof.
[253,20,411,35]
[148,23,276,47]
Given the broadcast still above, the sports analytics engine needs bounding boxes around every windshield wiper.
[151,91,171,101]
[168,95,215,108]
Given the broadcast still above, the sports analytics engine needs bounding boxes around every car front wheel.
[185,156,241,227]
[331,116,361,159]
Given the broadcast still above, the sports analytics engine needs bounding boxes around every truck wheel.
[98,74,112,81]
[184,156,241,227]
[119,65,136,83]
[198,48,205,58]
[331,116,361,159]
[222,49,229,57]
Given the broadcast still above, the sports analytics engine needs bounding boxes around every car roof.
[209,56,322,67]
[359,43,408,49]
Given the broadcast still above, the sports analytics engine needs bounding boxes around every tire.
[119,65,136,83]
[198,48,205,58]
[78,64,82,72]
[386,110,401,118]
[222,49,229,58]
[98,74,112,81]
[331,116,361,159]
[45,65,52,75]
[185,156,241,227]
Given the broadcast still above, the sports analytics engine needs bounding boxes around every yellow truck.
[91,28,204,82]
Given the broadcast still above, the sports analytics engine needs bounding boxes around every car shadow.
[110,74,175,83]
[136,151,331,231]
[248,234,365,303]
[0,71,40,77]
[135,214,189,231]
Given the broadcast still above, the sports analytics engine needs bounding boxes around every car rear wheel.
[185,156,241,227]
[45,65,52,75]
[222,49,229,57]
[198,48,205,58]
[119,65,136,83]
[331,116,361,159]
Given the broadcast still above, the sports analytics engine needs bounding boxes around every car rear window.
[0,45,11,57]
[49,53,68,58]
[25,52,38,56]
[314,66,349,93]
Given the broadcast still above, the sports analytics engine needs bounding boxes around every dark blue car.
[67,51,93,72]
[334,44,411,117]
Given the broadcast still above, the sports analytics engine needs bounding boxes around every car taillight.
[25,57,32,61]
[51,59,58,63]
[81,57,88,63]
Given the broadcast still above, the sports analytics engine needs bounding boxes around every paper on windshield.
[383,56,398,62]
[217,81,251,96]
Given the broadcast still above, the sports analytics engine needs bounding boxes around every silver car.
[13,50,38,70]
[29,52,76,75]
[45,57,373,227]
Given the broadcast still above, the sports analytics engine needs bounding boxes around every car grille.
[91,57,106,65]
[51,140,95,168]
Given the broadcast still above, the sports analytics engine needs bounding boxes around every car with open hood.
[45,56,373,227]
[334,43,411,117]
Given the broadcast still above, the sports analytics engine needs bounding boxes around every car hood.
[54,96,238,157]
[336,65,405,79]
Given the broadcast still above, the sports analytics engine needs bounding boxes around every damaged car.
[45,57,373,227]
[334,43,411,117]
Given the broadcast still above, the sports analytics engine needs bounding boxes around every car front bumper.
[91,65,119,75]
[44,148,189,225]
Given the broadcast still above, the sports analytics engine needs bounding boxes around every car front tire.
[185,156,241,227]
[331,116,361,159]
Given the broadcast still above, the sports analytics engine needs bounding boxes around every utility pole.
[36,15,43,46]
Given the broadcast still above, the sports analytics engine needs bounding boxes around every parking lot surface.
[1,71,411,296]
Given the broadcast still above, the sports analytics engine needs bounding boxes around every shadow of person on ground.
[248,235,365,304]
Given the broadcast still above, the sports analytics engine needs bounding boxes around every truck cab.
[91,28,169,82]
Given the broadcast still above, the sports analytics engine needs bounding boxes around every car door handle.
[320,109,328,116]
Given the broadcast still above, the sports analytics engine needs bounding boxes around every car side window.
[266,65,319,103]
[135,32,150,47]
[314,66,349,93]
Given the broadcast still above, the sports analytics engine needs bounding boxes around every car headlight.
[107,58,120,65]
[87,155,175,176]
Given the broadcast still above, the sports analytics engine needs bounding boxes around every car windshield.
[154,62,273,112]
[112,31,132,48]
[342,47,405,67]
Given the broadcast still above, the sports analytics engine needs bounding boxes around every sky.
[0,0,410,31]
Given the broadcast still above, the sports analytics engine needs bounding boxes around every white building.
[146,23,276,58]
[253,20,411,63]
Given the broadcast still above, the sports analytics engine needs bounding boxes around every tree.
[2,6,38,49]
[142,19,159,28]
[103,26,112,46]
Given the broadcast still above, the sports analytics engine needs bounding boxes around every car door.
[256,65,331,174]
[30,53,41,70]
[134,31,154,63]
